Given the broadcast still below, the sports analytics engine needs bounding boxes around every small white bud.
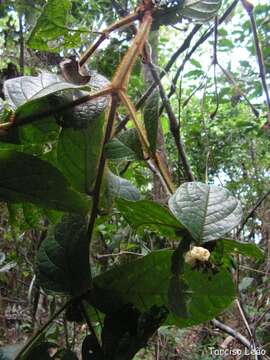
[184,246,210,265]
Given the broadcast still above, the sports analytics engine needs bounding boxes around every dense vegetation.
[0,0,269,358]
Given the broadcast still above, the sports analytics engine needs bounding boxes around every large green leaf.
[4,72,90,109]
[27,0,83,52]
[4,71,109,141]
[105,138,137,161]
[57,113,105,194]
[0,150,89,214]
[152,0,222,29]
[143,31,159,153]
[107,171,140,201]
[168,182,242,242]
[93,250,235,328]
[210,238,264,261]
[36,214,91,296]
[181,0,222,22]
[115,198,183,237]
[118,128,144,160]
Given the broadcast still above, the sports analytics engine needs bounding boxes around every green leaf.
[115,198,183,237]
[27,0,82,52]
[4,72,91,109]
[168,182,242,242]
[117,128,144,160]
[211,238,264,261]
[92,250,235,328]
[143,90,159,154]
[57,113,105,194]
[107,171,140,201]
[105,138,137,161]
[36,214,91,296]
[0,150,90,214]
[219,38,234,49]
[25,342,51,360]
[181,0,222,22]
[190,59,202,68]
[152,0,222,29]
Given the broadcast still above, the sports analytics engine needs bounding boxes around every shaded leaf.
[115,198,183,237]
[36,214,91,296]
[168,236,192,318]
[169,182,242,242]
[105,138,137,161]
[211,238,264,261]
[168,275,189,318]
[57,113,105,194]
[25,342,51,360]
[107,171,140,201]
[117,128,144,160]
[54,349,79,360]
[0,150,90,213]
[82,335,103,360]
[93,250,235,328]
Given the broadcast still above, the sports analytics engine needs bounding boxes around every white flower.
[184,246,210,265]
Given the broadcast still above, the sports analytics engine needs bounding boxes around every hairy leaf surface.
[169,182,242,242]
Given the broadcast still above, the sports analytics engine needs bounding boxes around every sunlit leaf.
[27,0,83,52]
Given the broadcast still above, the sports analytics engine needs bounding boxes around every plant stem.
[241,0,270,124]
[15,301,70,359]
[146,60,195,182]
[86,94,118,250]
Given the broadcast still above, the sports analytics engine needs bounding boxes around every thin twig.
[80,300,101,349]
[79,12,140,67]
[15,301,70,359]
[86,95,118,253]
[18,13,24,76]
[96,251,144,258]
[236,298,259,360]
[237,188,270,236]
[146,61,195,181]
[115,24,202,134]
[161,0,240,113]
[212,319,251,348]
[218,63,259,117]
[241,0,270,124]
